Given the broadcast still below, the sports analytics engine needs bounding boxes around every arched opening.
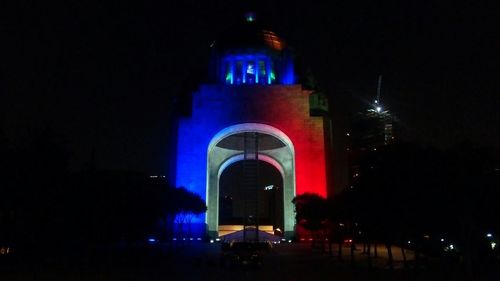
[206,123,296,238]
[219,160,284,235]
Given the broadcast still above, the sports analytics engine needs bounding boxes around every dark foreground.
[1,242,499,281]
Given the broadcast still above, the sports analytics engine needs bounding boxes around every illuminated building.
[175,14,331,238]
[347,77,395,190]
[350,105,394,150]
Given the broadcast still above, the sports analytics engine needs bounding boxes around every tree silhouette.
[292,193,328,246]
[171,186,207,238]
[333,141,500,273]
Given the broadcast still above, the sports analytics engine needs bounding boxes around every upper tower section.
[209,13,296,86]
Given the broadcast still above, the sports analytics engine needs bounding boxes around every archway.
[206,123,295,238]
[218,159,284,236]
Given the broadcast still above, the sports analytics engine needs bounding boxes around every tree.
[292,193,328,246]
[341,141,500,273]
[171,186,207,238]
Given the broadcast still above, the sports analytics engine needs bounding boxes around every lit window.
[268,61,276,84]
[235,61,243,84]
[246,62,255,75]
[246,61,255,84]
[225,62,232,84]
[258,60,266,84]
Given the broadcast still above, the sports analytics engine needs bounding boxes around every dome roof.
[214,18,285,53]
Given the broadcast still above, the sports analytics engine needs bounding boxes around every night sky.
[2,1,499,174]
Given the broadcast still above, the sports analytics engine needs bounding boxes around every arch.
[218,158,284,230]
[207,123,295,155]
[206,123,296,238]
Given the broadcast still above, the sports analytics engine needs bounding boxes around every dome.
[209,14,295,85]
[214,18,285,53]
